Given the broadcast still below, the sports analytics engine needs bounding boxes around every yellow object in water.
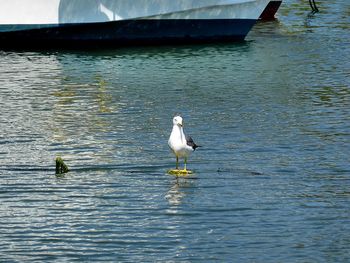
[168,169,193,176]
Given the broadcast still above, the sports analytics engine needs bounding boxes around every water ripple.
[1,1,350,261]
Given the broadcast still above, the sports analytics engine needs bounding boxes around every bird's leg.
[184,157,187,171]
[176,156,179,170]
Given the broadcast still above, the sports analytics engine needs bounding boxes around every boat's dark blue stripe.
[0,24,58,33]
[0,19,257,47]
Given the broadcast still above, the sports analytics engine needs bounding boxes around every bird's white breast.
[168,125,193,158]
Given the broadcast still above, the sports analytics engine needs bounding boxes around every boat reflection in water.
[0,0,271,47]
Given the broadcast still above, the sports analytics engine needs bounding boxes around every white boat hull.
[0,0,271,47]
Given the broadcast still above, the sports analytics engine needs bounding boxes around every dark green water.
[1,1,349,262]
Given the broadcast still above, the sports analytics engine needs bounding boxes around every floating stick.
[309,0,319,13]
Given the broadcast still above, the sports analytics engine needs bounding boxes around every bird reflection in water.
[165,177,195,207]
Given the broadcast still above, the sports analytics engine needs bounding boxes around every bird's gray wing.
[185,135,199,150]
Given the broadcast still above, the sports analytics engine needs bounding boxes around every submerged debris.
[55,157,69,174]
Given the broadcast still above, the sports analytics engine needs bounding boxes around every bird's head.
[173,116,183,127]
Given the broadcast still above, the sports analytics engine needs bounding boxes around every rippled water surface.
[1,1,349,262]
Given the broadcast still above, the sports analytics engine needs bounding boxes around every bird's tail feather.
[193,145,202,151]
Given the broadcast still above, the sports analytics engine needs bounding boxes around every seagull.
[168,116,199,171]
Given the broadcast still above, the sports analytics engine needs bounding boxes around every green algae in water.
[55,157,69,174]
